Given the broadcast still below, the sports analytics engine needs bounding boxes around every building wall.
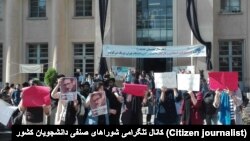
[0,0,98,85]
[174,0,213,77]
[108,0,136,69]
[0,0,250,89]
[214,0,249,87]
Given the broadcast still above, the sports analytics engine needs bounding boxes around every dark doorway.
[137,58,172,73]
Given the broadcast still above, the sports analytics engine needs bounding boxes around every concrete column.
[51,0,67,75]
[4,0,21,83]
[94,0,102,73]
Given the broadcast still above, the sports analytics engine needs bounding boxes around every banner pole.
[191,55,193,66]
[191,31,194,66]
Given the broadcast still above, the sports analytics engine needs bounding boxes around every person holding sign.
[18,79,51,125]
[155,86,178,125]
[213,87,243,125]
[51,77,83,125]
[60,77,77,101]
[181,90,203,125]
[85,82,112,125]
[105,78,123,125]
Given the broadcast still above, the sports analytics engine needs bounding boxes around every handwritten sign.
[22,86,51,107]
[208,72,238,91]
[177,74,200,91]
[123,83,148,97]
[103,44,206,58]
[154,72,177,88]
[0,99,18,126]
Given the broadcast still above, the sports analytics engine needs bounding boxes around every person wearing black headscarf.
[181,91,203,125]
[105,78,123,125]
[155,87,178,125]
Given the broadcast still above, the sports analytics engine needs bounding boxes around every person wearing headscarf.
[181,91,203,125]
[51,77,81,125]
[155,87,178,125]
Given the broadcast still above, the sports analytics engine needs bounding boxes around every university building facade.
[0,0,249,90]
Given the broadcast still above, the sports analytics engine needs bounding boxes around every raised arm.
[213,89,221,108]
[51,78,62,99]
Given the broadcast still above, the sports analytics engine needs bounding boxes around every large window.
[136,0,173,72]
[0,44,3,84]
[219,40,243,81]
[74,43,94,77]
[221,0,241,13]
[29,0,46,17]
[27,44,48,81]
[75,0,92,17]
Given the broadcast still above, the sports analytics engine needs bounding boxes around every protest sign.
[172,66,195,74]
[154,72,177,88]
[60,77,77,101]
[111,66,135,81]
[89,92,108,117]
[177,74,200,91]
[123,83,148,97]
[22,86,51,107]
[208,72,238,91]
[0,99,18,126]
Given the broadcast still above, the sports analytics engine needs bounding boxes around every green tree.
[44,68,58,89]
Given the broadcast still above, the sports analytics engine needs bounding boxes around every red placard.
[208,72,238,91]
[123,83,148,97]
[22,86,51,107]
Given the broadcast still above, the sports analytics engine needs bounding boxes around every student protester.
[121,78,143,125]
[78,82,91,124]
[154,87,178,125]
[145,89,155,125]
[105,78,123,125]
[213,87,243,125]
[51,77,83,125]
[11,84,22,106]
[85,82,114,125]
[8,83,15,98]
[181,90,204,125]
[18,79,51,125]
[124,69,132,83]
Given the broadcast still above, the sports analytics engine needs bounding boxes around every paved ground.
[0,124,11,141]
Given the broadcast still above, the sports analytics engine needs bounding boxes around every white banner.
[154,72,177,89]
[173,66,195,74]
[19,64,43,73]
[103,44,206,58]
[177,74,200,91]
[0,99,18,126]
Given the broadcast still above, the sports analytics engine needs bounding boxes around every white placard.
[0,99,18,126]
[154,72,177,89]
[177,74,200,91]
[173,66,195,74]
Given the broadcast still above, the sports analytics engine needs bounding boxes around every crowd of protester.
[0,69,247,126]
